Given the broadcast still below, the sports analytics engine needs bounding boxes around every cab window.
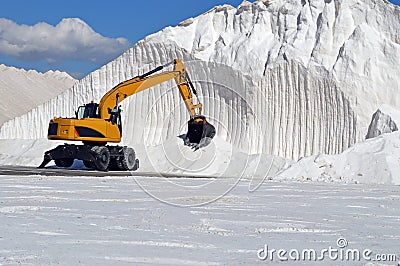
[76,103,98,119]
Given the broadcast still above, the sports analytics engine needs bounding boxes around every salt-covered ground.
[0,174,399,265]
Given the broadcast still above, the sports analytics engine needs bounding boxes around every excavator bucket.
[185,116,216,150]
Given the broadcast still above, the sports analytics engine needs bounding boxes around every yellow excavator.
[38,59,216,171]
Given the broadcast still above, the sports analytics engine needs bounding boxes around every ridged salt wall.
[0,42,356,159]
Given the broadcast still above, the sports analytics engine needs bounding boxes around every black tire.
[117,147,137,171]
[54,158,74,168]
[92,146,110,171]
[132,159,139,171]
[83,160,94,169]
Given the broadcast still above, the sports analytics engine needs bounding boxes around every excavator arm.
[97,58,215,148]
[98,59,202,120]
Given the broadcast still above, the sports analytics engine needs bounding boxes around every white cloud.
[0,18,131,64]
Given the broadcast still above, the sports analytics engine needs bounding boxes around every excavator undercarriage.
[38,144,139,171]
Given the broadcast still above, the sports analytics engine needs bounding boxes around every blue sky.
[0,0,399,79]
[0,0,242,78]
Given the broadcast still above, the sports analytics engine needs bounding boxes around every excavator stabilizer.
[185,116,216,150]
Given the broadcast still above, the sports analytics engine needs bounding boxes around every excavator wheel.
[91,146,110,171]
[117,147,138,171]
[54,158,74,168]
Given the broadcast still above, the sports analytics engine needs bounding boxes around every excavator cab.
[76,102,99,119]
